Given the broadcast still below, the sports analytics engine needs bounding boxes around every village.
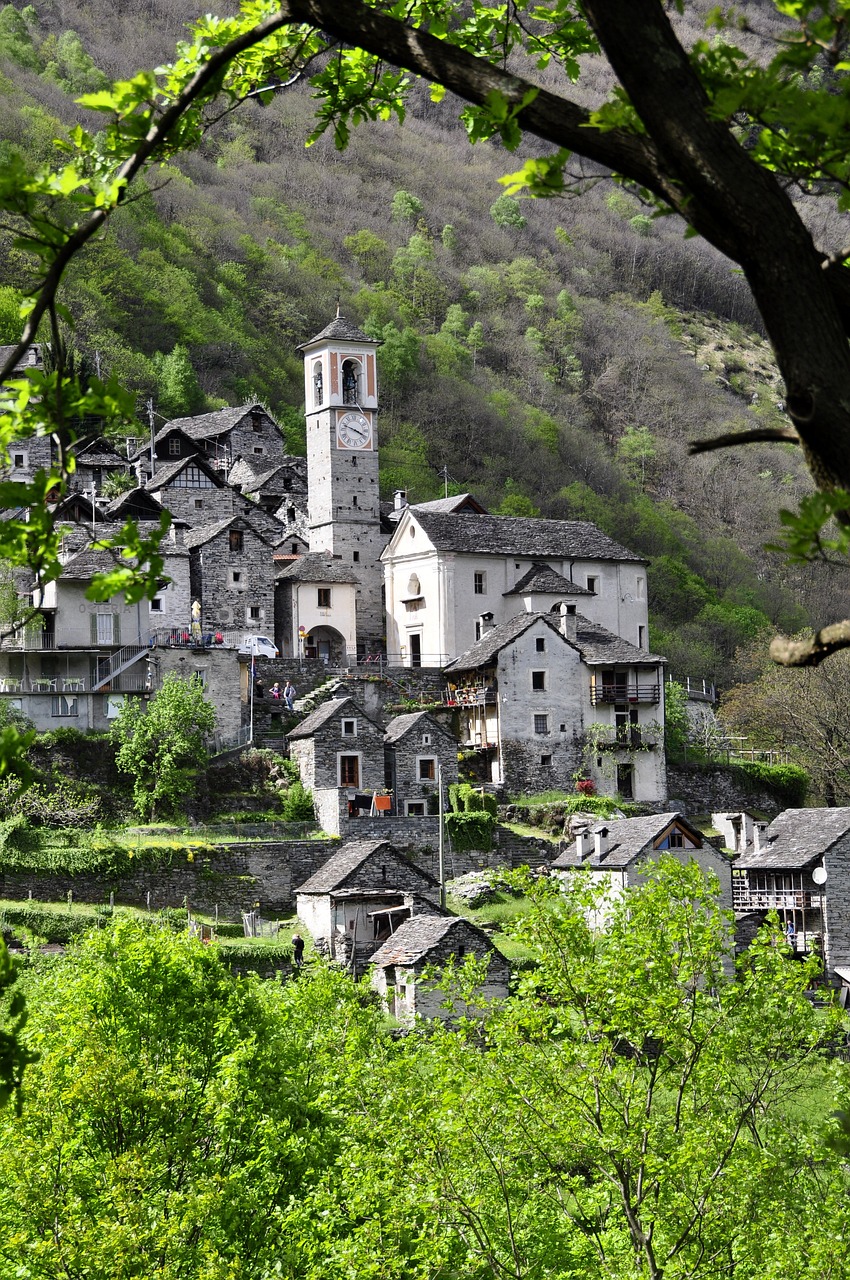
[0,317,845,1022]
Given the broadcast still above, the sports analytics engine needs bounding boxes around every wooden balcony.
[590,682,660,706]
[732,886,821,911]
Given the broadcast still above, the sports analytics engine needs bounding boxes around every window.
[339,755,360,787]
[291,544,298,555]
[406,801,426,817]
[194,498,204,509]
[586,575,598,594]
[318,588,331,608]
[421,733,431,746]
[352,495,358,507]
[151,597,163,613]
[253,446,264,455]
[313,360,323,406]
[174,463,215,488]
[637,576,645,600]
[342,719,357,736]
[638,625,646,648]
[248,605,261,621]
[95,613,117,644]
[230,570,242,586]
[11,451,27,469]
[51,695,78,718]
[104,694,125,719]
[353,551,360,562]
[193,668,207,687]
[287,506,296,523]
[474,571,486,595]
[168,438,181,456]
[541,753,552,766]
[536,637,545,652]
[283,477,292,491]
[229,529,244,553]
[667,830,685,848]
[418,757,436,781]
[531,671,546,691]
[617,762,634,799]
[534,714,549,735]
[341,358,360,404]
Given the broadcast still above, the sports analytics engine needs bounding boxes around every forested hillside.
[0,0,845,684]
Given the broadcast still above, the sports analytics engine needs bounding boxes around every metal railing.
[668,674,717,703]
[91,644,148,691]
[732,886,822,911]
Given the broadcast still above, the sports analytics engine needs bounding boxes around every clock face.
[337,411,372,450]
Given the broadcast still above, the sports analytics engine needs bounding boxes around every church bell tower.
[298,313,384,651]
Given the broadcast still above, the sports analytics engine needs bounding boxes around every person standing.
[292,933,305,969]
[283,679,296,711]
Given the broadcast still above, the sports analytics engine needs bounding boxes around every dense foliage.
[0,863,847,1278]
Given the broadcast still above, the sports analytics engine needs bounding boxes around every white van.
[238,635,279,659]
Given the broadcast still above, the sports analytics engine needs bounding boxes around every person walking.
[292,932,305,969]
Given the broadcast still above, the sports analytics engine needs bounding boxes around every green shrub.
[0,815,42,856]
[730,759,809,807]
[445,809,495,852]
[217,942,292,974]
[281,780,314,822]
[0,904,104,944]
[448,783,498,817]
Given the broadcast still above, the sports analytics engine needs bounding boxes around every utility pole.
[438,763,446,910]
[147,398,156,479]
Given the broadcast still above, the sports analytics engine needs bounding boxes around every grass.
[506,789,574,805]
[500,820,561,843]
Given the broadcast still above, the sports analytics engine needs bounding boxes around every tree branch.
[689,427,800,455]
[770,622,850,667]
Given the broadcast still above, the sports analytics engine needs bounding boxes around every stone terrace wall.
[667,764,787,818]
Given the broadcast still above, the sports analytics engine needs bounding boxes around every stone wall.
[666,764,787,818]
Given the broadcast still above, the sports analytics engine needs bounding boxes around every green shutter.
[113,613,121,645]
[90,613,97,644]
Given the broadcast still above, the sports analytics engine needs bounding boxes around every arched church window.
[342,359,360,405]
[313,361,323,407]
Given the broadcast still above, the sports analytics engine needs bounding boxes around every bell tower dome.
[298,313,383,652]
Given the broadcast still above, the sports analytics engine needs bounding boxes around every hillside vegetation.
[0,0,844,685]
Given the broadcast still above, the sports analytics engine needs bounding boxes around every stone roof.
[551,813,704,870]
[409,493,489,515]
[74,438,127,467]
[0,343,42,373]
[444,611,664,674]
[384,710,453,745]
[102,489,165,520]
[145,455,224,490]
[370,914,491,966]
[160,404,268,443]
[504,562,592,596]
[295,839,438,895]
[287,695,379,740]
[184,515,273,550]
[402,510,645,562]
[276,553,359,584]
[736,808,850,871]
[298,314,375,348]
[59,544,135,580]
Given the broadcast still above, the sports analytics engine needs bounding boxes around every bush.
[731,759,809,808]
[0,904,106,944]
[217,942,293,974]
[448,783,498,817]
[281,780,315,822]
[445,809,495,852]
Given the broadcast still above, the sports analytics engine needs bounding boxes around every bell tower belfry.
[298,314,384,652]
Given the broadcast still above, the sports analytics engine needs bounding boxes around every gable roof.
[145,455,225,490]
[409,493,489,515]
[184,514,274,551]
[276,553,359,584]
[444,611,664,673]
[298,314,375,348]
[384,710,454,745]
[295,839,438,894]
[551,812,706,870]
[504,562,592,596]
[287,695,380,739]
[370,914,492,966]
[102,488,165,521]
[736,807,850,870]
[160,404,277,443]
[396,510,644,562]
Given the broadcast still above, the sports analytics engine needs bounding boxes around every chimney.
[560,602,577,640]
[753,821,768,853]
[575,830,593,861]
[479,611,494,634]
[394,489,408,511]
[593,825,610,859]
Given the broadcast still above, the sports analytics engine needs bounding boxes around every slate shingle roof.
[145,456,224,490]
[184,515,273,550]
[160,404,267,442]
[504,563,592,596]
[444,612,664,673]
[551,813,703,870]
[736,808,850,870]
[102,489,165,520]
[384,710,453,745]
[276,553,359,584]
[405,510,645,562]
[295,840,438,894]
[59,545,137,580]
[370,914,490,966]
[409,493,488,515]
[298,314,375,347]
[288,695,379,739]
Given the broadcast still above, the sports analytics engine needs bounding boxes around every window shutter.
[90,613,97,644]
[113,613,121,645]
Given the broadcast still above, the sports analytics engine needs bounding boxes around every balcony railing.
[595,727,659,751]
[732,886,822,911]
[590,682,661,706]
[445,684,498,707]
[0,629,56,651]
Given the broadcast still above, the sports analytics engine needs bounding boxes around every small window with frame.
[474,571,487,595]
[587,575,598,594]
[342,718,357,737]
[418,757,436,781]
[534,713,549,735]
[318,587,331,608]
[531,670,546,691]
[229,529,244,553]
[339,755,360,787]
[536,637,545,652]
